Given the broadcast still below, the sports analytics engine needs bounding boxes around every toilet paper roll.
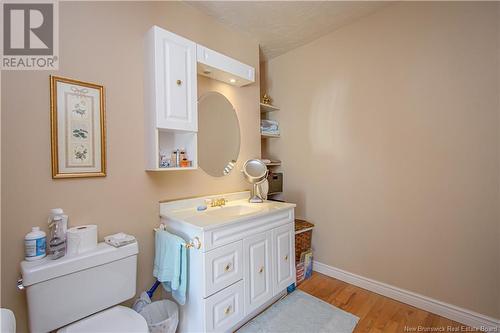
[66,225,98,255]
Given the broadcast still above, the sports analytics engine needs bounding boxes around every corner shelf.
[147,166,197,172]
[260,103,280,113]
[260,98,283,197]
[261,133,280,138]
[264,161,281,167]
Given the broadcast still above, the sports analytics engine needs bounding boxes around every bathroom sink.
[177,201,285,227]
[160,191,296,230]
[204,205,260,218]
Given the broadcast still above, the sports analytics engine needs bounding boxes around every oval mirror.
[198,92,241,177]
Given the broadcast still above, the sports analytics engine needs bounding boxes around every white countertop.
[160,191,295,230]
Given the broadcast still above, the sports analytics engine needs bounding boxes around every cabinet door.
[273,224,295,294]
[243,231,273,315]
[153,27,197,131]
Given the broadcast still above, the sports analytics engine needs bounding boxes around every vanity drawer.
[204,241,243,297]
[204,280,244,333]
[204,208,294,251]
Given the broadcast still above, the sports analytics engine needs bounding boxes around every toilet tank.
[21,242,138,333]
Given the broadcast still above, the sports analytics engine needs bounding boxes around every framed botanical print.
[50,76,106,178]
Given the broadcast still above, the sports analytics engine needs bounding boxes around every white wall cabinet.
[145,26,198,170]
[145,26,255,171]
[149,26,197,131]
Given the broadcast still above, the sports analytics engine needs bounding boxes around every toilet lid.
[58,306,148,333]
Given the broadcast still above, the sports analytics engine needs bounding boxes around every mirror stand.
[242,159,269,203]
[250,183,264,203]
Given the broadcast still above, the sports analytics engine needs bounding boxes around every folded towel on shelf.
[104,233,136,247]
[261,119,279,131]
[261,125,279,131]
[153,229,187,305]
[261,119,280,135]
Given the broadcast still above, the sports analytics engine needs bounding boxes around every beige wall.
[1,2,260,331]
[263,2,499,318]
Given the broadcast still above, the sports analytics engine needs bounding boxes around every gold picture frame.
[50,76,106,178]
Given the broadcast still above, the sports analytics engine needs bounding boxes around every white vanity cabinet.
[160,192,296,333]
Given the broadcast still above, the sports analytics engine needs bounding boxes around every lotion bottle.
[25,227,46,261]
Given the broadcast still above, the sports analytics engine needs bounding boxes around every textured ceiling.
[187,1,389,61]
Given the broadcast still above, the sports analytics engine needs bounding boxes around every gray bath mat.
[238,290,359,333]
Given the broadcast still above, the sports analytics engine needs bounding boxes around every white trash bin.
[139,300,179,333]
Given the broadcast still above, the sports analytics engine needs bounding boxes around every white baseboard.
[313,261,499,331]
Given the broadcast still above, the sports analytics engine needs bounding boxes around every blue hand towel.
[153,229,187,305]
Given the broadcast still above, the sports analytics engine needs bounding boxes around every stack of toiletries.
[24,209,101,261]
[261,119,280,136]
[24,208,68,261]
[24,209,136,263]
[159,148,192,168]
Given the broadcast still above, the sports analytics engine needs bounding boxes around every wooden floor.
[298,272,475,333]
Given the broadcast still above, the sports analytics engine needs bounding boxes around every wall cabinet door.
[272,224,295,295]
[243,231,273,315]
[152,26,197,131]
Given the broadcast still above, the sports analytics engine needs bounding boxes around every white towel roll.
[66,225,98,255]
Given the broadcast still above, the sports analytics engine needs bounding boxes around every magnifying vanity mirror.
[198,92,241,177]
[242,159,269,203]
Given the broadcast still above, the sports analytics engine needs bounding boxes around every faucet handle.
[209,197,227,207]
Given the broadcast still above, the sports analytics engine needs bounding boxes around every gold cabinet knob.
[224,306,231,315]
[284,255,288,261]
[224,263,231,272]
[176,79,182,86]
[259,266,264,274]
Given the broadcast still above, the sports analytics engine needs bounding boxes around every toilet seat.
[58,305,148,333]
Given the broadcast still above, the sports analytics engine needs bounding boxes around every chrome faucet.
[210,198,227,208]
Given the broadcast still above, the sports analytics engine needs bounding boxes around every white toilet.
[21,242,148,333]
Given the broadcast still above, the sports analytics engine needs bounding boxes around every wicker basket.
[294,219,314,263]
